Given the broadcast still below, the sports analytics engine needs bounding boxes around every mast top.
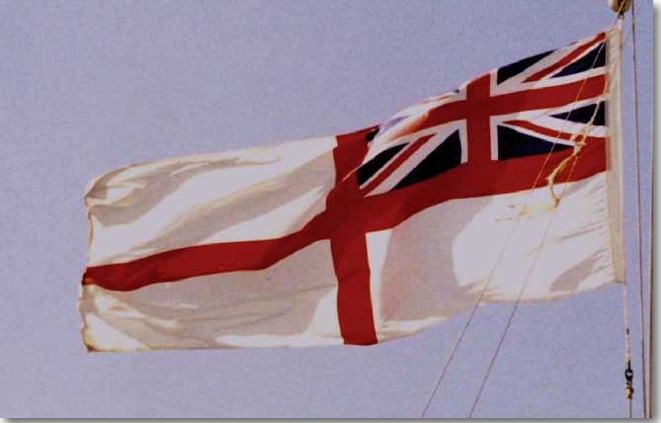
[608,0,632,16]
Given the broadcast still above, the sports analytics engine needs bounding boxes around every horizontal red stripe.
[83,140,605,292]
[489,75,606,115]
[82,208,342,291]
[83,231,317,291]
[358,140,606,233]
[392,75,605,139]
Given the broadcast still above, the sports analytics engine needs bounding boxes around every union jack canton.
[357,31,610,197]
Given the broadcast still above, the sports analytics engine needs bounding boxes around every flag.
[80,29,624,351]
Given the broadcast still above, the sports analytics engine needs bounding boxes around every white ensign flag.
[80,29,624,351]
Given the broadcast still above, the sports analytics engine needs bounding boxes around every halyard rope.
[469,84,611,417]
[420,8,630,416]
[467,9,642,417]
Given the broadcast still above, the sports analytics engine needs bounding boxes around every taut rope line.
[468,74,610,416]
[465,16,631,416]
[419,18,621,417]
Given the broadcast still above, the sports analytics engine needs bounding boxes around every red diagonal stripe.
[400,99,467,139]
[505,119,606,144]
[361,134,434,194]
[523,32,606,82]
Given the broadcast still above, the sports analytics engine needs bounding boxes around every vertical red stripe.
[331,223,378,345]
[329,128,378,345]
[466,74,493,165]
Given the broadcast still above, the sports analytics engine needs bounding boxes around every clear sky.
[0,0,654,418]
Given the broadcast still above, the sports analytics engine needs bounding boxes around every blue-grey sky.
[0,0,654,418]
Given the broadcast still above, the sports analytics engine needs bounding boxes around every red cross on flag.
[80,29,625,351]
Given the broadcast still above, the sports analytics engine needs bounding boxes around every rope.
[629,1,649,418]
[469,154,580,417]
[612,14,634,418]
[465,20,628,415]
[468,82,607,416]
[647,154,654,418]
[604,1,650,417]
[465,5,645,417]
[419,111,587,418]
[608,6,642,417]
[419,23,619,417]
[648,217,654,418]
[622,265,633,419]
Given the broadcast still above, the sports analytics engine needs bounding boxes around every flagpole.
[610,0,652,417]
[608,0,642,418]
[626,0,652,418]
[648,224,654,418]
[627,0,654,417]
